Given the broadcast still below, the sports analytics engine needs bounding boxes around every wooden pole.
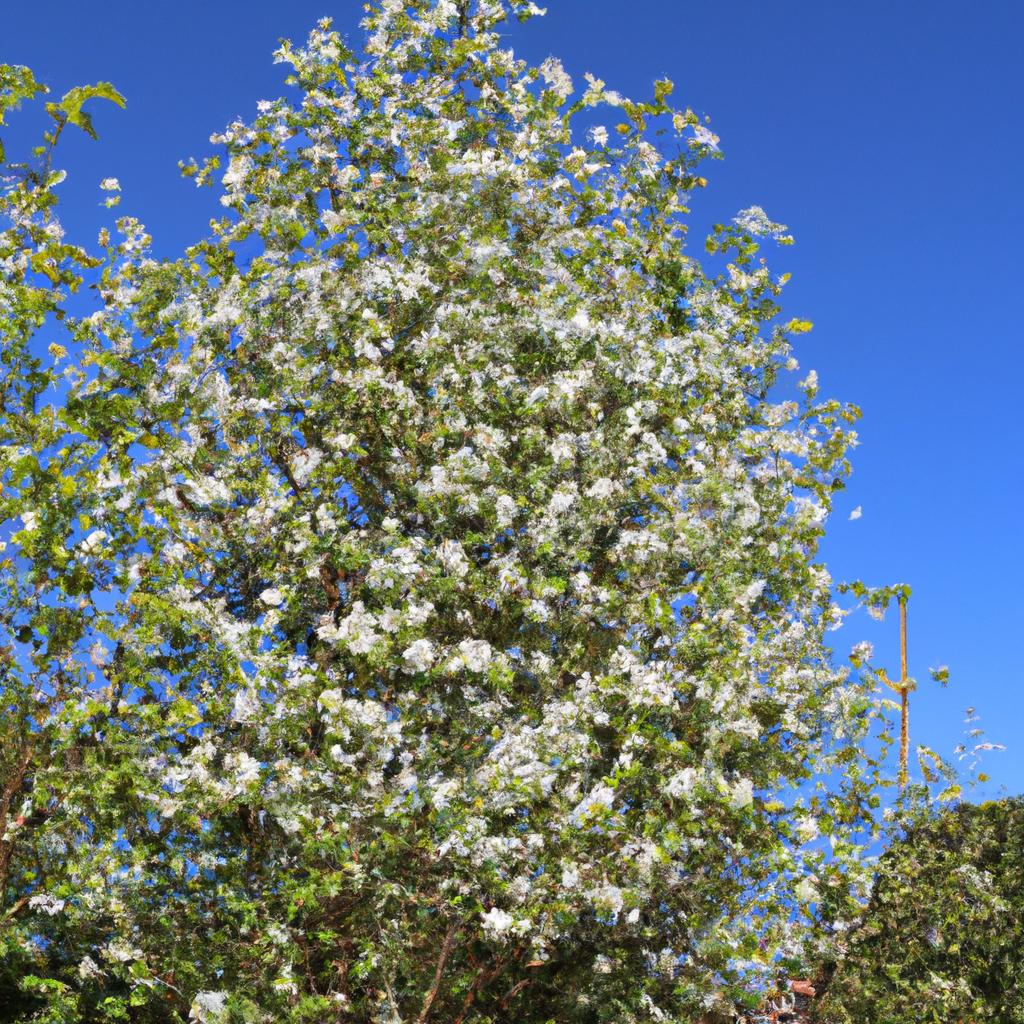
[898,596,909,790]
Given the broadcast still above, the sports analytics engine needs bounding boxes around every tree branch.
[415,919,460,1024]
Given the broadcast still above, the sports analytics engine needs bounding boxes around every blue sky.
[4,0,1022,797]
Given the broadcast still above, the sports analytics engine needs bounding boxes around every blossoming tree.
[1,3,886,1021]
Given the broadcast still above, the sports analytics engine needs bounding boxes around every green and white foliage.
[819,798,1024,1023]
[1,3,884,1021]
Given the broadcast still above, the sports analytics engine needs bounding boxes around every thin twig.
[499,978,531,1008]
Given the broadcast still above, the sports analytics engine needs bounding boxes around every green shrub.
[819,798,1024,1023]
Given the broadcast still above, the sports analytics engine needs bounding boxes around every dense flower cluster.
[1,5,886,1021]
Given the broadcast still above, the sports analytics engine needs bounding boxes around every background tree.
[2,3,887,1021]
[818,798,1024,1023]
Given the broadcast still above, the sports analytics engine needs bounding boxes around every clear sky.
[4,0,1022,797]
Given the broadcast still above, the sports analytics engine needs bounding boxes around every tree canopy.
[0,3,896,1022]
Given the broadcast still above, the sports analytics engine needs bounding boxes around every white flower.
[226,752,262,791]
[89,641,111,668]
[732,205,791,242]
[547,487,576,515]
[850,640,873,663]
[322,208,346,233]
[437,539,470,578]
[431,0,459,25]
[692,124,720,151]
[796,816,819,843]
[480,907,515,936]
[105,942,143,963]
[330,432,357,450]
[452,638,493,673]
[730,778,754,809]
[78,955,104,980]
[430,778,459,810]
[99,177,121,191]
[795,877,818,904]
[379,607,402,633]
[273,966,299,995]
[800,369,819,394]
[190,991,228,1023]
[97,467,123,490]
[549,437,573,463]
[222,155,253,189]
[589,882,624,917]
[849,505,862,520]
[28,894,65,915]
[539,57,573,100]
[336,601,381,654]
[402,638,436,674]
[79,529,109,555]
[406,601,434,626]
[259,587,284,607]
[290,447,323,487]
[739,579,766,607]
[665,767,697,798]
[232,687,260,723]
[571,783,616,824]
[525,385,549,407]
[588,125,608,147]
[585,477,615,500]
[495,494,517,526]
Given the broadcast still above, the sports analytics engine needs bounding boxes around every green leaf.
[786,318,814,334]
[654,78,674,105]
[48,81,126,140]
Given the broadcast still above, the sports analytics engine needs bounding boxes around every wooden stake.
[898,597,909,790]
[878,594,912,790]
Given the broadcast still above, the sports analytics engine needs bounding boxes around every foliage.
[818,798,1024,1022]
[1,2,891,1021]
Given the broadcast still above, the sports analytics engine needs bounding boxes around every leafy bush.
[819,799,1024,1023]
